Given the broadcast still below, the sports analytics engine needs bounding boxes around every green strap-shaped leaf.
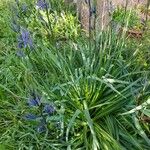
[83,100,99,150]
[66,109,81,150]
[121,99,150,115]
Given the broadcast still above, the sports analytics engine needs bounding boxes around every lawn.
[0,0,150,150]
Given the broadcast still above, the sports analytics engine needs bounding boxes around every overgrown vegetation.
[0,0,150,149]
[112,7,140,29]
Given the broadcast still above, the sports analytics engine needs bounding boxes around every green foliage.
[9,0,79,43]
[0,0,15,53]
[112,7,141,29]
[0,0,150,150]
[125,29,150,70]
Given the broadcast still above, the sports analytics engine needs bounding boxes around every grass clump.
[0,0,150,150]
[112,7,142,30]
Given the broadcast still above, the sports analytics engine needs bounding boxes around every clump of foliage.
[0,0,150,150]
[112,7,141,29]
[10,0,79,43]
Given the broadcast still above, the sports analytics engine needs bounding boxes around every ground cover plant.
[0,0,150,150]
[112,7,140,29]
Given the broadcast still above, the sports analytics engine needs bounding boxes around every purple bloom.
[18,29,33,49]
[43,104,55,114]
[28,97,41,107]
[21,29,33,48]
[36,0,49,10]
[24,114,37,120]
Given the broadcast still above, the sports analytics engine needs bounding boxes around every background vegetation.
[0,0,150,149]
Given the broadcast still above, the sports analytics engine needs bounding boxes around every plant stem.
[45,4,54,43]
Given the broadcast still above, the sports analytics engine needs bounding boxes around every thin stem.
[45,4,54,42]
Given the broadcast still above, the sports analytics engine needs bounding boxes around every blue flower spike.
[43,104,55,114]
[18,29,33,49]
[28,96,41,107]
[21,29,33,48]
[36,0,49,10]
[24,114,37,120]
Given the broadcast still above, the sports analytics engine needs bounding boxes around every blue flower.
[18,29,33,49]
[43,104,55,114]
[28,97,41,107]
[36,0,49,10]
[21,29,33,48]
[24,114,37,120]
